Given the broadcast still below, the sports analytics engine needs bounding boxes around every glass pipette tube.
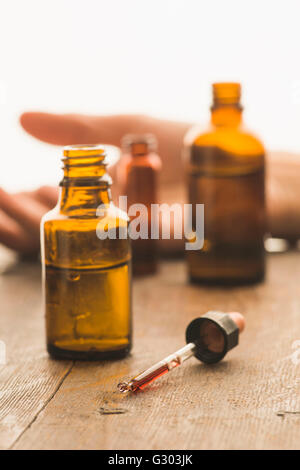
[117,311,245,394]
[118,343,196,393]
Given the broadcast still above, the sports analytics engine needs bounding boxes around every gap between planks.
[9,361,75,450]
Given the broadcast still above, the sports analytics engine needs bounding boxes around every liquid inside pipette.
[118,343,196,393]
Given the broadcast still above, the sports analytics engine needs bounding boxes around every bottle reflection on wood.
[185,83,266,285]
[119,134,162,276]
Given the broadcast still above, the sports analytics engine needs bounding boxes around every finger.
[157,182,185,255]
[20,112,191,186]
[20,112,140,146]
[266,152,300,240]
[0,188,48,232]
[0,210,39,253]
[32,185,59,207]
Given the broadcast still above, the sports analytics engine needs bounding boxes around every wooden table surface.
[0,250,299,450]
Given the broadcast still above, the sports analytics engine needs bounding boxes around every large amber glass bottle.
[185,83,266,285]
[41,145,132,360]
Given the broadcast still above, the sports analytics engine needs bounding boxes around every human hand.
[0,112,188,255]
[1,111,300,255]
[0,185,58,254]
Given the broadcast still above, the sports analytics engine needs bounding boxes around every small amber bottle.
[41,145,132,360]
[185,83,266,285]
[119,134,161,276]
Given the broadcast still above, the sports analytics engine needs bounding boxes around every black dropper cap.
[185,311,239,364]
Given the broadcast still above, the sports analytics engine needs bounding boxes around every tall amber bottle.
[41,145,131,360]
[185,83,266,285]
[119,134,161,276]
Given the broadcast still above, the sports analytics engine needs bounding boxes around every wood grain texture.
[0,258,72,450]
[0,252,299,450]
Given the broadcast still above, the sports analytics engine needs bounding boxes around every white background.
[1,0,300,190]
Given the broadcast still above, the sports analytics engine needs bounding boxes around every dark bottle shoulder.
[119,152,162,170]
[185,124,265,157]
[184,125,265,175]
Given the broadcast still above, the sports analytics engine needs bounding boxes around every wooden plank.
[0,257,72,450]
[9,252,300,450]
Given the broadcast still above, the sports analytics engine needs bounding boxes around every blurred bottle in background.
[119,134,162,276]
[185,83,266,285]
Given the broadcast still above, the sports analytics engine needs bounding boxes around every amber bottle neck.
[126,142,151,157]
[210,105,242,127]
[210,83,242,127]
[58,146,112,215]
[59,186,111,216]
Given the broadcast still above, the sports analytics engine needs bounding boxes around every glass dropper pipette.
[118,311,245,394]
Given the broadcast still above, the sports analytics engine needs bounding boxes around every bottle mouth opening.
[212,82,242,108]
[121,134,157,154]
[63,144,106,159]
